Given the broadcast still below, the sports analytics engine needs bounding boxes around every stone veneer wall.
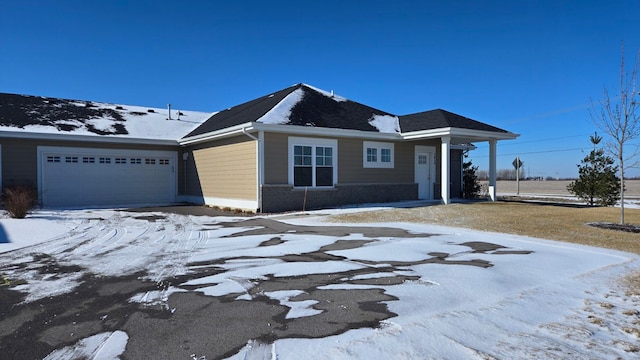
[261,183,418,213]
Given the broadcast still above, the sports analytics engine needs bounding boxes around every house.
[0,84,518,212]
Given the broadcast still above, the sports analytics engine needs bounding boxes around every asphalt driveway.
[0,206,635,359]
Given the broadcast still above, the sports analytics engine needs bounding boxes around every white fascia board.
[401,128,453,140]
[180,122,401,145]
[450,128,520,140]
[0,130,179,146]
[401,127,520,141]
[251,123,401,140]
[178,122,256,145]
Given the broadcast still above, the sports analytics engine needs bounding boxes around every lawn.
[329,201,640,255]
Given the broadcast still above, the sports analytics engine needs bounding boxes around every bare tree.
[591,44,640,224]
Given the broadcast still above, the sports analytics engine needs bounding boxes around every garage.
[38,146,177,207]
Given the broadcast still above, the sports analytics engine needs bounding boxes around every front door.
[415,146,435,199]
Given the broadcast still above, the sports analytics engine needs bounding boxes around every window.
[47,156,61,163]
[99,157,111,164]
[293,145,313,186]
[82,157,95,163]
[418,154,428,165]
[130,158,142,164]
[159,159,170,165]
[363,141,394,168]
[315,146,333,186]
[366,148,377,162]
[381,148,391,163]
[115,158,126,164]
[65,156,78,163]
[289,137,337,188]
[145,158,156,165]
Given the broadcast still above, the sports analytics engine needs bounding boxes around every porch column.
[489,139,497,201]
[441,136,450,204]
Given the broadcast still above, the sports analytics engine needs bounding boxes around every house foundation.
[261,183,418,213]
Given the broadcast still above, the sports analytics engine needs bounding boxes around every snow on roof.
[0,93,213,141]
[255,88,305,125]
[368,114,401,133]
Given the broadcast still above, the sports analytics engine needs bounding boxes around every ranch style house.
[0,83,518,212]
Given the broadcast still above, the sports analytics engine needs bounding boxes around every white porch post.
[441,136,450,204]
[489,139,497,201]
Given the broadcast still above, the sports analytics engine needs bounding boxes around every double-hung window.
[289,137,337,187]
[315,146,333,186]
[293,145,313,186]
[366,148,377,162]
[363,141,394,168]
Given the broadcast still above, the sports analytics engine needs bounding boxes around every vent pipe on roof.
[167,103,172,120]
[330,90,334,98]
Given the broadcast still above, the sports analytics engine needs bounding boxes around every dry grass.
[329,201,640,255]
[487,179,640,197]
[624,271,640,296]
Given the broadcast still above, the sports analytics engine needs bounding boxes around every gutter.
[0,130,179,146]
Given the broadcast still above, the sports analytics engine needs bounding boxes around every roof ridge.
[0,92,211,114]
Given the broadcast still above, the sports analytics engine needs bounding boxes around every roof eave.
[401,127,520,141]
[178,122,257,145]
[251,123,401,140]
[179,122,402,145]
[0,130,179,146]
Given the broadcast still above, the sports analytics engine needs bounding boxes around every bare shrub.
[1,185,38,219]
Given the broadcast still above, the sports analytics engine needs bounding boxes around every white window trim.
[363,141,394,168]
[287,136,338,188]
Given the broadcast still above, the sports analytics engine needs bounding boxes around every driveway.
[0,207,638,359]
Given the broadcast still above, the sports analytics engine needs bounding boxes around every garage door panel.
[41,148,175,207]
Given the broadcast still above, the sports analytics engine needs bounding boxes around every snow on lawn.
[1,208,639,359]
[0,213,78,253]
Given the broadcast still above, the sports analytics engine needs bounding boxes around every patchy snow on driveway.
[0,208,639,359]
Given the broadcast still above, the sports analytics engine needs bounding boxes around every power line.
[474,133,592,149]
[472,147,587,158]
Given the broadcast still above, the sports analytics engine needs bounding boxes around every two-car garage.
[38,146,177,207]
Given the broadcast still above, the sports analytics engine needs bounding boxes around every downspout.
[242,128,262,212]
[460,150,464,197]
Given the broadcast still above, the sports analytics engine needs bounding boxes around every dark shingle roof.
[0,93,211,139]
[0,93,128,134]
[184,83,395,138]
[399,109,509,133]
[183,85,300,137]
[1,86,512,141]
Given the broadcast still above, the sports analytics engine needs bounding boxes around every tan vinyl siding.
[263,132,288,184]
[0,139,37,186]
[338,138,415,184]
[186,136,256,201]
[0,137,176,187]
[262,133,442,186]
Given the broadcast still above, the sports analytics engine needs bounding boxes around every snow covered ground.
[1,207,639,359]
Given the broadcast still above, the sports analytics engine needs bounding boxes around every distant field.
[483,180,640,198]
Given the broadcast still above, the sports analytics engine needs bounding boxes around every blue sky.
[2,1,639,178]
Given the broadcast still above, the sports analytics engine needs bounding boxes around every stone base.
[261,183,418,213]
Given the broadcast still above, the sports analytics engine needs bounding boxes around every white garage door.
[39,146,177,207]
